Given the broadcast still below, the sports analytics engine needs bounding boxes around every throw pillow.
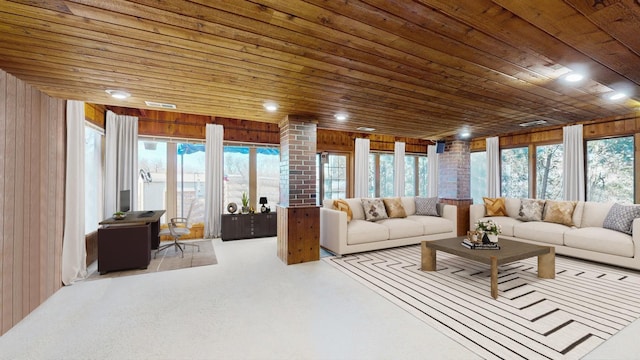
[383,197,407,218]
[415,197,440,216]
[518,198,545,221]
[361,198,389,221]
[483,197,507,216]
[332,199,353,222]
[603,203,640,235]
[542,200,576,226]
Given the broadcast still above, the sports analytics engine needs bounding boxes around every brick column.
[277,116,320,264]
[438,140,473,235]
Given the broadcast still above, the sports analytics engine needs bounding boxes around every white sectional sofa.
[320,197,457,255]
[470,198,640,270]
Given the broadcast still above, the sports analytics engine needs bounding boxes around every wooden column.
[277,115,320,264]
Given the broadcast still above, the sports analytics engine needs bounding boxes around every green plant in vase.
[241,192,249,214]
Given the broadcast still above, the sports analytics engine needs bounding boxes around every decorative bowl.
[113,213,126,220]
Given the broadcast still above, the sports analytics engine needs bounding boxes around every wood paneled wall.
[0,70,65,335]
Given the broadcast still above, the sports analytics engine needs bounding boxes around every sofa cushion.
[346,220,390,245]
[342,198,365,220]
[580,201,612,228]
[406,215,453,235]
[564,227,634,258]
[513,221,567,245]
[401,197,416,216]
[383,197,407,218]
[518,198,545,221]
[415,197,439,216]
[603,203,640,235]
[542,200,576,226]
[377,218,424,239]
[483,197,508,216]
[332,199,353,222]
[475,216,521,237]
[361,198,389,221]
[505,198,522,218]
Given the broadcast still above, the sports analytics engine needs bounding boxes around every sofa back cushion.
[345,198,365,220]
[401,196,416,216]
[580,201,613,228]
[504,198,521,218]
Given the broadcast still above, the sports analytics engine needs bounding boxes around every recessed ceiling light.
[606,92,627,101]
[356,126,375,132]
[334,113,348,121]
[563,73,585,82]
[459,131,471,138]
[263,102,278,112]
[105,89,131,100]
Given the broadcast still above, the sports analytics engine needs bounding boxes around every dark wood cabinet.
[221,213,277,240]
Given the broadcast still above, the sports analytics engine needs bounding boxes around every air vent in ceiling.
[357,126,375,132]
[145,101,177,109]
[518,120,547,127]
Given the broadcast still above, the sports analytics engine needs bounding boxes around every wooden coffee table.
[421,237,555,299]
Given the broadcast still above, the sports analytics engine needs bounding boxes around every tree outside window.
[587,136,634,203]
[470,151,487,204]
[501,147,529,198]
[536,144,562,200]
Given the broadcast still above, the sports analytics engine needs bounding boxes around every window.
[84,125,103,234]
[404,156,416,196]
[138,140,167,221]
[501,147,529,198]
[317,152,348,202]
[536,144,562,200]
[587,136,634,203]
[256,148,280,208]
[368,153,394,197]
[224,146,250,212]
[177,143,206,222]
[403,155,428,196]
[470,151,487,204]
[418,156,428,196]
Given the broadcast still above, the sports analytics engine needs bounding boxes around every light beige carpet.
[86,239,217,280]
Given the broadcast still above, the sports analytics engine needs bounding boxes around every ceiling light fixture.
[606,92,628,101]
[519,120,548,127]
[459,131,471,138]
[334,113,348,121]
[105,89,131,100]
[563,73,584,82]
[263,102,278,112]
[356,126,375,132]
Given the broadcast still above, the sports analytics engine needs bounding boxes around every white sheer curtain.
[393,141,405,196]
[62,100,87,285]
[563,124,585,201]
[354,138,370,198]
[427,145,438,197]
[486,136,500,198]
[205,124,224,238]
[104,110,138,216]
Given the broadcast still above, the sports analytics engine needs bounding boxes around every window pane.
[501,147,529,198]
[85,126,103,233]
[177,143,206,222]
[224,146,249,213]
[379,154,394,197]
[256,148,280,209]
[368,154,376,197]
[587,136,634,203]
[418,156,428,196]
[470,151,487,204]
[323,154,347,199]
[405,156,416,196]
[536,144,563,200]
[138,140,167,219]
[316,154,321,205]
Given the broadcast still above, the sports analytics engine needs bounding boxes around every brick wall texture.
[437,140,470,199]
[279,119,317,207]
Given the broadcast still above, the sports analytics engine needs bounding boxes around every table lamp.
[259,197,269,213]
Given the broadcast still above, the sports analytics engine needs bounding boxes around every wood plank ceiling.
[1,0,640,140]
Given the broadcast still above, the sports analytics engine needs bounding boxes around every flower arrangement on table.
[474,219,502,243]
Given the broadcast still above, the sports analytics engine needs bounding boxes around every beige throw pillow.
[542,200,576,226]
[483,197,508,216]
[383,197,407,218]
[333,199,353,222]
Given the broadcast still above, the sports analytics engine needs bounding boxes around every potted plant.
[241,192,249,214]
[474,219,501,243]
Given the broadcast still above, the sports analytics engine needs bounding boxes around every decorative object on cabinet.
[241,191,249,214]
[227,202,237,214]
[259,197,271,213]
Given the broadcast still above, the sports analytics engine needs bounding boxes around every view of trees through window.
[470,151,487,204]
[404,156,416,196]
[321,153,348,200]
[536,144,563,200]
[501,147,529,198]
[587,136,634,203]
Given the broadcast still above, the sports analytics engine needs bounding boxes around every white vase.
[487,234,499,243]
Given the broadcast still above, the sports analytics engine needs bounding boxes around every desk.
[99,210,165,249]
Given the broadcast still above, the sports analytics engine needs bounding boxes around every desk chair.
[156,200,201,258]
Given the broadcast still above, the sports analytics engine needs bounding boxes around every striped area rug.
[324,244,640,360]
